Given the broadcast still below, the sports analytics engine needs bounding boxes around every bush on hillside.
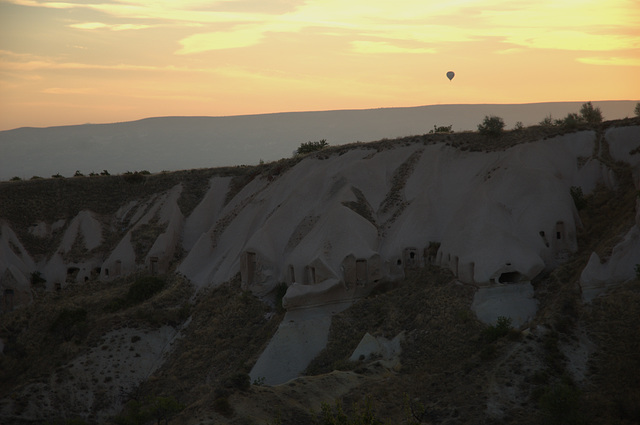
[114,395,184,425]
[30,271,46,287]
[478,115,505,137]
[429,124,453,134]
[539,115,555,127]
[556,113,583,130]
[316,398,384,425]
[538,381,583,425]
[544,102,602,130]
[275,282,288,313]
[50,308,88,341]
[482,316,513,342]
[570,186,587,210]
[579,101,603,124]
[296,139,329,156]
[222,372,251,392]
[123,171,145,184]
[126,276,166,304]
[105,276,166,312]
[635,102,640,117]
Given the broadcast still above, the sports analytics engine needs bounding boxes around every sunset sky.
[1,0,638,130]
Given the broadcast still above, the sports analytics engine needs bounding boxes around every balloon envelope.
[446,71,455,81]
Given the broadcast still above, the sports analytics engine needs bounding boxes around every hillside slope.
[0,118,639,424]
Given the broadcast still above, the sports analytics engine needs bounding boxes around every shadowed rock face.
[1,124,639,317]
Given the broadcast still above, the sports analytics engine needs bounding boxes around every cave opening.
[498,271,522,283]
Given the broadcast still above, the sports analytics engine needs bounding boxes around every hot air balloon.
[446,71,455,81]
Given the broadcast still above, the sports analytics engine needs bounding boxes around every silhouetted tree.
[296,139,329,155]
[579,101,603,124]
[478,115,505,137]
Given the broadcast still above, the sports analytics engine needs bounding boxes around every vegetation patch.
[50,307,88,342]
[537,380,583,425]
[105,275,167,312]
[314,397,384,425]
[132,276,282,417]
[478,115,505,137]
[130,219,166,263]
[342,187,376,225]
[114,395,184,425]
[481,316,515,343]
[379,149,423,222]
[296,139,329,156]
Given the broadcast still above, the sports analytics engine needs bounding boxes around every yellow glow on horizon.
[0,0,638,130]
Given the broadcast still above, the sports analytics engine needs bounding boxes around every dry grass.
[0,273,193,396]
[135,276,283,413]
[342,187,376,226]
[299,267,497,424]
[581,280,640,424]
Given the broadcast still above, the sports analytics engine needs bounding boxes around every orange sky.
[0,0,639,130]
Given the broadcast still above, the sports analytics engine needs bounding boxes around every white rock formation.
[349,332,405,368]
[1,122,639,388]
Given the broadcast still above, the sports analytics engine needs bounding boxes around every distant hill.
[0,101,637,181]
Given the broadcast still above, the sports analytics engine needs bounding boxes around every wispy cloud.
[42,87,97,94]
[577,56,640,67]
[0,51,206,72]
[176,27,266,54]
[0,59,160,72]
[7,0,640,56]
[69,22,154,31]
[351,41,436,54]
[7,0,271,24]
[503,30,640,51]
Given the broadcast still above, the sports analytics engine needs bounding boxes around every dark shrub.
[275,282,288,313]
[538,382,582,425]
[482,316,513,342]
[429,124,453,133]
[30,271,46,287]
[296,139,328,155]
[224,372,251,392]
[579,101,603,124]
[478,115,505,137]
[50,308,88,341]
[557,113,583,130]
[213,396,233,417]
[123,171,145,184]
[539,115,555,127]
[127,276,166,304]
[570,186,587,210]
